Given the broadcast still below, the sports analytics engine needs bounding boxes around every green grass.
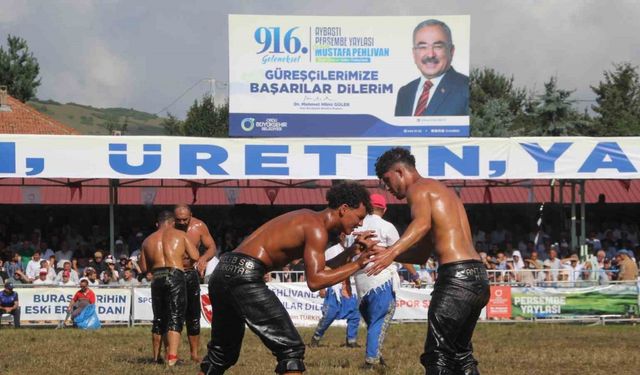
[1,323,639,374]
[26,99,167,135]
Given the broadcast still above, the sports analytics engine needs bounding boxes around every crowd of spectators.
[1,209,639,289]
[474,224,640,286]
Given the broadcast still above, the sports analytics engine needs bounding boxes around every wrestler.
[369,148,489,375]
[199,182,377,375]
[139,210,199,366]
[174,204,217,362]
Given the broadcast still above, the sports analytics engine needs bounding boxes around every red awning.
[0,178,637,205]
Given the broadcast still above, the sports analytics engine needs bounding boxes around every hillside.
[27,99,167,135]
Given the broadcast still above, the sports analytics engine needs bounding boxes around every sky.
[2,0,640,118]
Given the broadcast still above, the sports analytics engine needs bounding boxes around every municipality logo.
[240,117,255,132]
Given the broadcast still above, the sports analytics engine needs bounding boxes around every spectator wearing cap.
[561,254,584,285]
[55,260,79,284]
[88,250,107,276]
[616,250,638,281]
[117,254,129,273]
[65,278,96,325]
[33,268,53,285]
[83,267,100,286]
[40,259,56,282]
[58,271,76,286]
[100,256,119,284]
[349,193,405,367]
[0,282,20,328]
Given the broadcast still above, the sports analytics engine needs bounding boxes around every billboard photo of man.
[395,19,469,117]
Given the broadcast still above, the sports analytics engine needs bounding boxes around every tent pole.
[109,179,116,256]
[570,181,577,253]
[580,180,586,259]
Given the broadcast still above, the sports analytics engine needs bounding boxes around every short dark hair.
[157,210,175,224]
[326,182,372,214]
[375,147,416,179]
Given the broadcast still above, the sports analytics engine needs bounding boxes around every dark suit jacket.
[394,68,469,116]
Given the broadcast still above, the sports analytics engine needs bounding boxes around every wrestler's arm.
[325,230,376,269]
[368,187,432,274]
[303,227,368,292]
[196,223,217,275]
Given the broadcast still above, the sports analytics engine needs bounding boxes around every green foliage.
[79,115,94,125]
[523,77,592,136]
[0,35,41,102]
[470,68,528,137]
[590,62,640,136]
[161,112,184,136]
[182,95,229,137]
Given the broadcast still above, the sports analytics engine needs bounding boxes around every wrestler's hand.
[351,230,378,253]
[196,257,208,278]
[355,249,373,269]
[366,245,397,276]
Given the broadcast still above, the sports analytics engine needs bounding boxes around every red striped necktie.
[413,80,433,116]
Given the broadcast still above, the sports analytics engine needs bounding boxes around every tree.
[470,68,528,136]
[183,95,229,137]
[525,77,591,136]
[161,112,184,136]
[590,62,640,136]
[0,35,41,102]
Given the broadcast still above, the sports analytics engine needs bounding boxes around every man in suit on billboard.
[395,19,469,117]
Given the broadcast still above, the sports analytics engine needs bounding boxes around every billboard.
[229,15,470,137]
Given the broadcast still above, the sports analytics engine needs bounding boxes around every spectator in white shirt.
[55,260,79,284]
[25,251,43,281]
[33,268,53,285]
[118,268,140,287]
[58,271,76,286]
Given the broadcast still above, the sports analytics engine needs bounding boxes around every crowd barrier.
[9,279,640,327]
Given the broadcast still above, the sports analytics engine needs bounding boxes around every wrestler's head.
[174,204,192,231]
[326,181,372,235]
[375,147,416,200]
[157,210,175,228]
[79,278,89,292]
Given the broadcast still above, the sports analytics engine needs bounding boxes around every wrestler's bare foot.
[190,354,201,364]
[166,354,179,367]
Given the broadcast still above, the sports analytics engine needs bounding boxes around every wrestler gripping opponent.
[139,211,200,366]
[174,204,217,363]
[199,182,377,375]
[369,148,489,375]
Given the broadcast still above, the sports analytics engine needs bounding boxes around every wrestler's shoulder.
[189,217,209,230]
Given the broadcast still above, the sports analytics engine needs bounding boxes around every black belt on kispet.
[152,267,183,278]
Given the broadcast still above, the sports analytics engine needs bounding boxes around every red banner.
[486,285,512,319]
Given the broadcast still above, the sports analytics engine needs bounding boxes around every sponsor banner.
[229,15,470,137]
[133,286,212,328]
[394,287,431,320]
[18,287,130,321]
[132,284,433,328]
[268,283,325,327]
[486,285,512,319]
[2,135,640,180]
[511,284,639,318]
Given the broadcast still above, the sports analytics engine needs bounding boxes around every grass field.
[1,323,639,374]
